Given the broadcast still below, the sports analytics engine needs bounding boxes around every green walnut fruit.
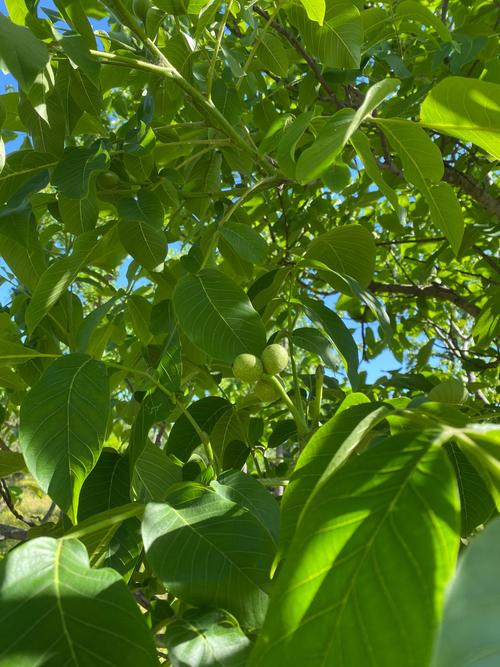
[232,353,263,383]
[261,343,289,375]
[97,171,120,189]
[132,0,150,19]
[255,379,280,403]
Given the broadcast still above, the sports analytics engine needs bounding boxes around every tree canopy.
[0,0,499,665]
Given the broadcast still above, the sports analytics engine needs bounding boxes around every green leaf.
[173,269,267,363]
[291,327,340,369]
[166,396,231,461]
[431,516,500,667]
[156,319,182,393]
[446,442,496,537]
[78,450,130,522]
[127,294,152,344]
[0,450,27,477]
[19,354,110,523]
[117,190,165,228]
[350,130,401,212]
[298,0,325,25]
[288,1,362,70]
[211,470,280,546]
[276,110,314,178]
[429,378,469,404]
[255,33,289,78]
[0,338,55,364]
[129,388,175,466]
[219,222,268,265]
[376,118,444,184]
[58,190,98,234]
[421,76,500,161]
[118,218,167,270]
[376,118,464,254]
[0,537,158,666]
[0,150,56,205]
[303,297,359,388]
[25,230,98,335]
[279,401,389,551]
[165,609,251,667]
[131,441,182,502]
[142,482,276,629]
[52,144,110,199]
[396,0,452,43]
[249,431,460,667]
[305,223,376,288]
[0,15,49,91]
[296,78,399,182]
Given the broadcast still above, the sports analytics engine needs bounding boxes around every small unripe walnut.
[255,379,280,403]
[261,343,289,375]
[232,353,263,383]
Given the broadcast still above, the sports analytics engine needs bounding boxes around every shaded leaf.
[19,354,110,523]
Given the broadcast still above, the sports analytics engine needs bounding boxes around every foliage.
[0,0,498,665]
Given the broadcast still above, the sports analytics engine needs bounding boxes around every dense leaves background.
[0,0,498,665]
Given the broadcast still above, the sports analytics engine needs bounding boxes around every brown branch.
[369,281,480,317]
[474,246,500,275]
[0,479,35,527]
[0,524,27,541]
[376,237,445,246]
[378,156,500,219]
[253,5,344,106]
[443,165,500,218]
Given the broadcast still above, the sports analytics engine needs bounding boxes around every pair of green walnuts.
[232,344,289,402]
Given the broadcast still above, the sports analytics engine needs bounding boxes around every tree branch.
[253,5,344,106]
[443,165,500,218]
[0,524,27,541]
[369,281,480,316]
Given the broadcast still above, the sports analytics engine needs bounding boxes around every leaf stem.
[265,375,308,435]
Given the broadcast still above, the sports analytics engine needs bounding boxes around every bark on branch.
[370,281,480,317]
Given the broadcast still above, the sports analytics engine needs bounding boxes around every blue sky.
[0,1,401,382]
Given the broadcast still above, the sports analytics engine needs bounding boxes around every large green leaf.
[288,1,362,70]
[25,230,98,335]
[131,440,182,502]
[165,609,251,667]
[166,396,231,461]
[305,224,376,288]
[78,450,130,522]
[249,431,460,667]
[0,537,158,666]
[0,15,49,91]
[421,77,500,160]
[0,150,56,204]
[19,354,110,523]
[431,517,500,667]
[173,269,267,363]
[296,79,399,182]
[396,1,452,42]
[255,33,289,78]
[211,470,280,546]
[52,145,110,199]
[280,400,390,551]
[303,297,359,388]
[298,0,325,24]
[219,222,268,265]
[350,130,400,212]
[142,482,276,629]
[0,450,27,477]
[376,118,464,254]
[446,442,496,537]
[118,218,168,271]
